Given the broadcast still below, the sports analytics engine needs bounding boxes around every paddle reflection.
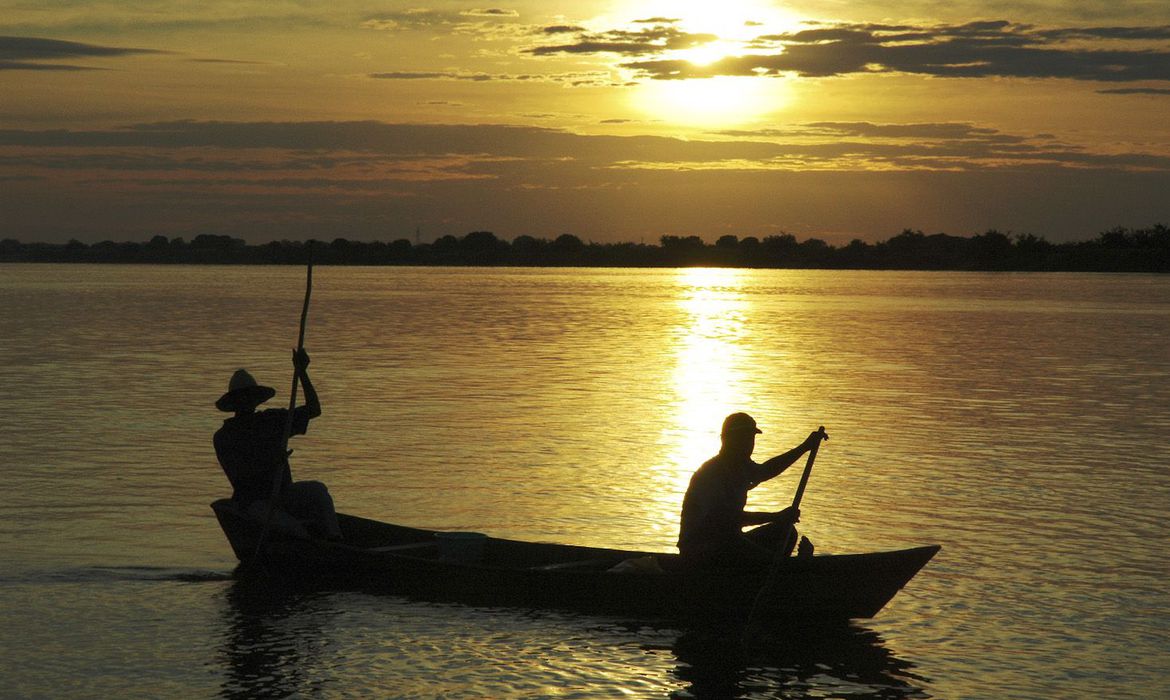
[670,622,928,699]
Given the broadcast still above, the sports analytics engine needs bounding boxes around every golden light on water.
[649,267,757,537]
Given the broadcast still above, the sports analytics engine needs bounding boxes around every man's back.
[677,453,755,555]
[214,407,309,503]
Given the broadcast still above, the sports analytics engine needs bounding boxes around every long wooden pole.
[253,248,314,562]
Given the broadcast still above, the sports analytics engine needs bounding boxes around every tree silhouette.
[1,225,1167,272]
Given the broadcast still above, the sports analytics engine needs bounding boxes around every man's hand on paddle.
[803,427,829,450]
[292,347,311,372]
[771,505,800,528]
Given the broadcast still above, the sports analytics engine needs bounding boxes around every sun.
[610,0,806,126]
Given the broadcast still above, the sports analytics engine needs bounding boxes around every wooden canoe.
[212,499,939,622]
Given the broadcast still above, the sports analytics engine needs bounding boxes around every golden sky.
[2,1,1169,243]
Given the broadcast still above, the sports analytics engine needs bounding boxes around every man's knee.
[288,480,333,504]
[293,479,328,495]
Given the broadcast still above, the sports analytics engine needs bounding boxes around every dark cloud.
[461,8,519,18]
[190,58,270,65]
[800,122,1007,140]
[362,7,521,32]
[528,26,717,57]
[360,10,448,31]
[2,119,1166,173]
[1037,26,1170,41]
[361,9,532,42]
[1098,87,1170,94]
[528,20,1170,83]
[0,35,163,70]
[2,120,1168,243]
[0,60,99,71]
[370,71,494,81]
[368,70,624,86]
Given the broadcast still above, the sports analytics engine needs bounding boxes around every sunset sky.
[2,1,1169,244]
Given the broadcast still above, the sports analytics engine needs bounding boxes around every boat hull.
[212,499,939,621]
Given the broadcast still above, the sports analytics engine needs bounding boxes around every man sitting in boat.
[677,413,821,568]
[213,348,341,540]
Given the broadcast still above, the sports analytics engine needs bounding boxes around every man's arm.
[754,429,825,482]
[741,506,799,527]
[293,348,322,419]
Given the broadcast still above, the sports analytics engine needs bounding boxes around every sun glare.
[613,0,805,126]
[632,76,789,127]
[648,267,757,528]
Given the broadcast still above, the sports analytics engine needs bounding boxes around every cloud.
[2,119,1166,174]
[528,26,718,57]
[362,7,520,30]
[360,9,450,31]
[2,120,1168,243]
[0,60,98,71]
[461,9,520,18]
[368,70,626,86]
[0,35,164,70]
[369,70,495,81]
[509,19,1170,83]
[542,25,586,34]
[189,58,270,65]
[360,8,531,41]
[798,122,1007,140]
[1097,87,1170,94]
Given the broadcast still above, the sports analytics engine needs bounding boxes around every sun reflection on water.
[649,267,757,541]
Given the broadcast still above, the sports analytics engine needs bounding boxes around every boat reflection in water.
[669,623,928,699]
[217,578,927,699]
[218,578,330,700]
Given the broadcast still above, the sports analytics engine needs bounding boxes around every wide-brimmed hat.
[216,369,276,412]
[721,412,763,437]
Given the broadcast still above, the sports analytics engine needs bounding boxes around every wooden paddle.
[253,247,314,563]
[743,425,829,634]
[790,426,829,511]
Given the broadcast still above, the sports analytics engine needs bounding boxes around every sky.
[2,1,1169,244]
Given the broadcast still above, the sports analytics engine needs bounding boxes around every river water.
[1,264,1167,699]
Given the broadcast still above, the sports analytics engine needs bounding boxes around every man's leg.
[743,521,800,557]
[245,499,310,539]
[282,480,342,539]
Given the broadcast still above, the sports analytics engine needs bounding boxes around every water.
[1,264,1168,699]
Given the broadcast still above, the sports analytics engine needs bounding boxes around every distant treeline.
[2,225,1168,272]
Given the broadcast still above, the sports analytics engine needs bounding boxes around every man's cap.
[216,369,276,412]
[721,412,762,437]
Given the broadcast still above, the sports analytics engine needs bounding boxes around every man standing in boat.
[678,413,823,568]
[213,348,341,540]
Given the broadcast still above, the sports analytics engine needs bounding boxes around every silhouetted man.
[214,348,341,540]
[678,412,823,568]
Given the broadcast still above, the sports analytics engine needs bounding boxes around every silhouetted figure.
[678,412,819,568]
[213,348,341,540]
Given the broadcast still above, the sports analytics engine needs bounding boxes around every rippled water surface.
[2,264,1168,699]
